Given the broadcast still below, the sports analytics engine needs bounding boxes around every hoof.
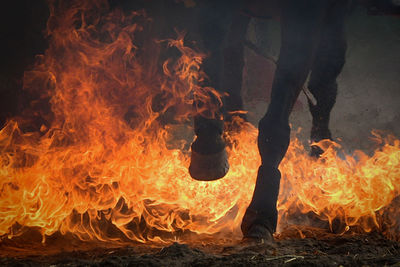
[241,208,275,245]
[241,236,274,247]
[241,224,274,246]
[189,148,229,181]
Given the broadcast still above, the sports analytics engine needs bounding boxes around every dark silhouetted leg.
[308,0,348,157]
[222,12,250,122]
[241,0,332,241]
[189,1,249,180]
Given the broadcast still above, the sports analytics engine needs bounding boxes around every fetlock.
[241,208,274,243]
[310,125,332,142]
[241,165,281,242]
[307,91,335,158]
[310,125,332,158]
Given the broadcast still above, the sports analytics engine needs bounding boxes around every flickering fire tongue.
[0,0,399,244]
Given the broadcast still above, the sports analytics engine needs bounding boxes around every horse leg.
[241,0,333,241]
[222,12,251,123]
[189,2,249,180]
[308,0,348,157]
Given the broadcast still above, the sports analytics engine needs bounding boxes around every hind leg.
[308,0,348,157]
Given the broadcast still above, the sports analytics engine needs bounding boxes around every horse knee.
[257,117,290,168]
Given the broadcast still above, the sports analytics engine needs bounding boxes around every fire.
[278,132,400,236]
[0,0,399,244]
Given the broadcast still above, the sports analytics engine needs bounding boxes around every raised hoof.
[189,148,229,181]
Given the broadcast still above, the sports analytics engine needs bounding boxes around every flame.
[278,132,400,236]
[1,0,400,244]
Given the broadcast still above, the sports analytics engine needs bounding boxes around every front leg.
[241,0,332,242]
[189,2,250,181]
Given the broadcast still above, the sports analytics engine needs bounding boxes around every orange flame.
[0,0,399,244]
[279,132,400,236]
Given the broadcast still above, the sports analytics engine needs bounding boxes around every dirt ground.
[1,226,400,267]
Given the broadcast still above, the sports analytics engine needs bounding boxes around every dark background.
[1,0,399,153]
[0,0,48,126]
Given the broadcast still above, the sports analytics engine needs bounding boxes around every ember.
[0,0,399,251]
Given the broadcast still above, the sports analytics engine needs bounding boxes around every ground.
[1,226,400,266]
